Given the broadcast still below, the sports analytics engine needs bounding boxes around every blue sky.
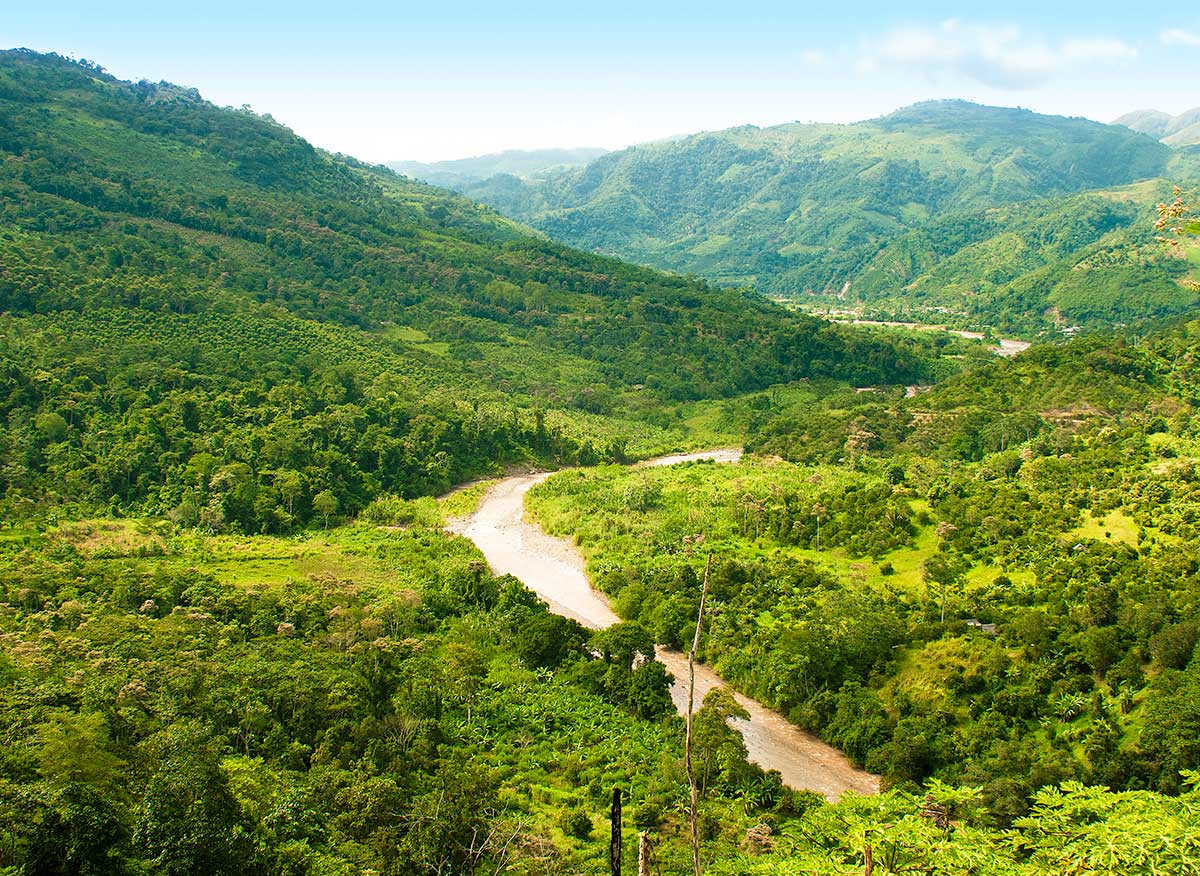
[4,2,1198,162]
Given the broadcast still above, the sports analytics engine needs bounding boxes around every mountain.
[0,48,950,528]
[3,48,1200,876]
[388,147,609,186]
[1112,108,1176,139]
[1115,106,1200,146]
[461,101,1198,331]
[846,179,1199,329]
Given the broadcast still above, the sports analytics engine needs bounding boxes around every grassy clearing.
[1069,509,1140,546]
[53,518,168,557]
[438,479,497,519]
[46,520,471,597]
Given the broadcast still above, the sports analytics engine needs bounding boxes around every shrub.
[558,809,592,839]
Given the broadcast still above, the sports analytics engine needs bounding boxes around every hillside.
[389,147,609,186]
[0,49,956,529]
[844,180,1200,329]
[462,101,1199,332]
[1115,107,1200,147]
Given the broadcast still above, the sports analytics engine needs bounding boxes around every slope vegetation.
[529,321,1200,816]
[0,49,948,529]
[464,102,1199,331]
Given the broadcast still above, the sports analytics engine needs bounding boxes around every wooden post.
[610,787,622,876]
[638,831,651,876]
[686,553,712,876]
[864,842,874,876]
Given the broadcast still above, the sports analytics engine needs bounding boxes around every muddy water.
[832,318,1031,358]
[447,449,880,800]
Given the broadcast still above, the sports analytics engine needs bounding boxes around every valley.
[447,449,879,800]
[1,43,1199,876]
[813,312,1033,356]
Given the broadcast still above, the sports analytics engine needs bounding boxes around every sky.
[4,2,1198,163]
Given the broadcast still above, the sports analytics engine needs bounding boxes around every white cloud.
[1161,28,1200,48]
[860,21,1138,89]
[1061,38,1138,62]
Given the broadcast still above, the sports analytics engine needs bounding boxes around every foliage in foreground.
[709,778,1200,875]
[2,510,1198,875]
[0,512,783,874]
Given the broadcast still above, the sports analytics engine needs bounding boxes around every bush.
[558,809,592,839]
[1149,622,1197,670]
[632,801,664,830]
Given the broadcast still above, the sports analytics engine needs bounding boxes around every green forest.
[463,102,1200,333]
[0,49,962,533]
[2,48,1200,875]
[529,327,1200,806]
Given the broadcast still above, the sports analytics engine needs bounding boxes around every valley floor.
[446,449,879,800]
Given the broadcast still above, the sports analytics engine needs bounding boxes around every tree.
[34,411,69,443]
[628,659,674,720]
[812,503,827,551]
[922,552,965,624]
[276,469,303,517]
[445,643,488,725]
[6,781,129,876]
[397,755,507,875]
[692,687,751,794]
[1140,666,1200,793]
[509,610,587,669]
[592,622,656,670]
[1156,186,1199,290]
[134,742,252,876]
[312,489,338,529]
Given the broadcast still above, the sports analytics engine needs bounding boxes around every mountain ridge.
[459,99,1197,331]
[388,147,609,186]
[1114,106,1200,145]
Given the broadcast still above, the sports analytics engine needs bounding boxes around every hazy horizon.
[5,2,1198,163]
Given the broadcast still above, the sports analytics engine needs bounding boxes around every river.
[830,317,1032,357]
[446,449,880,801]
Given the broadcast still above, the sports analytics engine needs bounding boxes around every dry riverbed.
[446,449,880,800]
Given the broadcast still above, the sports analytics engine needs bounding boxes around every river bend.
[446,449,879,800]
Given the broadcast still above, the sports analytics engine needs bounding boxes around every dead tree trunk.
[638,831,651,876]
[610,788,622,876]
[686,553,712,876]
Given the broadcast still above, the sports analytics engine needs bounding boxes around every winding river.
[446,449,879,801]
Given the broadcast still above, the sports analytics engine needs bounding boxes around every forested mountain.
[4,45,1200,876]
[0,48,951,531]
[1114,107,1200,147]
[462,101,1200,332]
[848,180,1200,329]
[389,147,609,187]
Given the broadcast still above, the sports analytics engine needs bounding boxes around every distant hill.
[460,101,1198,331]
[388,147,608,186]
[1112,109,1176,139]
[1114,107,1200,146]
